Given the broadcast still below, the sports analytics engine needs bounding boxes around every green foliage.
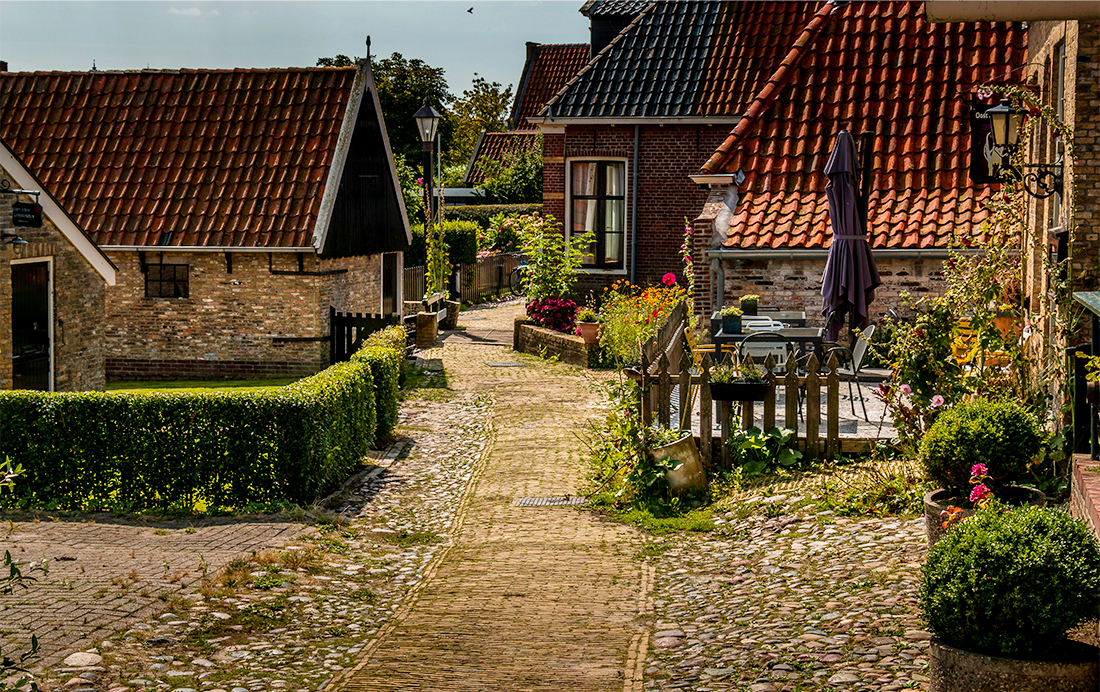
[370,52,453,161]
[719,305,743,316]
[918,398,1041,493]
[0,459,43,691]
[352,345,401,445]
[480,212,526,254]
[515,213,592,303]
[316,55,355,67]
[726,427,803,477]
[393,153,424,224]
[446,75,514,167]
[920,505,1100,658]
[475,136,543,204]
[363,324,409,384]
[443,203,542,229]
[408,220,480,270]
[886,300,965,410]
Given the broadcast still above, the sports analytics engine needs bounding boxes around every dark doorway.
[12,261,51,391]
[382,252,399,316]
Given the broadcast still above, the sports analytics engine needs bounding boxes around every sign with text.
[12,201,42,227]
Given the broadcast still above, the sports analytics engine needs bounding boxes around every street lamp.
[413,96,442,221]
[985,98,1062,199]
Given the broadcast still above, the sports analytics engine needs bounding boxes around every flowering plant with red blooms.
[597,280,688,364]
[527,296,578,334]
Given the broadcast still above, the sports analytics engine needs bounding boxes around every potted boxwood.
[576,307,599,345]
[719,305,743,334]
[919,397,1045,544]
[709,361,772,402]
[739,294,760,316]
[920,504,1100,692]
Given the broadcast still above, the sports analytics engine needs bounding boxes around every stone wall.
[104,250,389,381]
[513,317,594,367]
[0,177,108,391]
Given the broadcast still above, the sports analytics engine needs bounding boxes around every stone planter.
[721,314,742,334]
[923,486,1046,545]
[709,381,771,402]
[649,434,706,495]
[930,637,1099,692]
[577,321,598,345]
[442,300,461,330]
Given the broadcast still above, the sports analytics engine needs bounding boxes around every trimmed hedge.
[407,220,480,268]
[363,323,409,384]
[0,331,408,512]
[442,203,542,229]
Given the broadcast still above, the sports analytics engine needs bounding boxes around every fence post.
[763,353,777,431]
[658,352,671,429]
[804,353,821,460]
[640,351,652,426]
[678,351,692,432]
[739,355,755,431]
[699,353,713,467]
[826,353,840,459]
[784,353,799,431]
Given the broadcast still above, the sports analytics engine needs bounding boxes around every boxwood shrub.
[918,397,1040,493]
[920,505,1100,658]
[0,360,379,512]
[353,344,400,444]
[363,324,409,384]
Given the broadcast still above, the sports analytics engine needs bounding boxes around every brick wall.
[0,173,108,392]
[541,123,726,296]
[104,250,387,381]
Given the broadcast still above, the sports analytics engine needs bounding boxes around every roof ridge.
[2,66,356,76]
[698,0,841,175]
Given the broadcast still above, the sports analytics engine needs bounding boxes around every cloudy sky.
[0,1,589,94]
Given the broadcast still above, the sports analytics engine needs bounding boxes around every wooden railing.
[638,347,874,465]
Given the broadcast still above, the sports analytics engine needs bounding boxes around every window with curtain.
[570,160,626,270]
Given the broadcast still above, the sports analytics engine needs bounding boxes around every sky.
[0,1,590,95]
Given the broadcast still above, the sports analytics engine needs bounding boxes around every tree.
[476,136,543,204]
[316,55,355,67]
[447,75,513,167]
[372,52,453,162]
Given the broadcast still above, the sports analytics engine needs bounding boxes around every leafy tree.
[476,136,543,204]
[447,75,514,167]
[372,52,453,162]
[393,153,424,223]
[316,54,355,67]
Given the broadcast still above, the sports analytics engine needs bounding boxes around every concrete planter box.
[930,637,1099,692]
[923,486,1046,545]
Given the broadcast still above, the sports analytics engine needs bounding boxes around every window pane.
[603,199,625,263]
[571,162,596,196]
[603,162,625,196]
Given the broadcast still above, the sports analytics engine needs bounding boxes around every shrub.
[919,397,1040,493]
[407,220,480,268]
[515,213,592,303]
[352,345,401,444]
[920,505,1100,658]
[442,203,542,229]
[363,324,409,383]
[527,296,578,333]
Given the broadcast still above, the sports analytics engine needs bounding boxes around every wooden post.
[658,352,671,428]
[640,352,652,426]
[741,354,755,431]
[805,353,821,459]
[784,353,799,431]
[763,353,777,431]
[720,400,731,469]
[699,353,713,468]
[678,351,692,432]
[826,353,840,459]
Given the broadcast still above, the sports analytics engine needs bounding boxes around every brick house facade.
[1,60,410,380]
[0,140,116,391]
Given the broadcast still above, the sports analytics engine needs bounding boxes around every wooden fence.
[404,253,523,305]
[403,265,426,305]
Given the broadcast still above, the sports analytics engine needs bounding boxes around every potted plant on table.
[920,504,1100,692]
[739,294,760,317]
[918,397,1046,545]
[708,361,772,402]
[575,307,599,345]
[719,305,743,334]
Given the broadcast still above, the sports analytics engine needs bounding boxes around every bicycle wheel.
[510,266,528,296]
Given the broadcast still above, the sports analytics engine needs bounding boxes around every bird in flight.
[467,7,474,13]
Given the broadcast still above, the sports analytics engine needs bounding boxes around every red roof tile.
[463,132,542,186]
[699,1,1025,250]
[0,67,357,248]
[510,44,590,129]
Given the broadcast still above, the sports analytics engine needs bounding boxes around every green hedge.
[407,220,480,268]
[442,203,542,229]
[0,347,410,512]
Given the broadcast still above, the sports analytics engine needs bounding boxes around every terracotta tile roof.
[463,131,541,186]
[0,67,358,248]
[701,1,1026,250]
[509,44,591,130]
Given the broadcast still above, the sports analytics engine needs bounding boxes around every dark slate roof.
[463,132,542,186]
[699,1,1025,250]
[509,44,591,130]
[0,67,360,249]
[580,0,653,17]
[542,1,723,119]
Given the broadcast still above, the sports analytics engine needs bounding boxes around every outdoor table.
[711,327,825,365]
[709,311,806,339]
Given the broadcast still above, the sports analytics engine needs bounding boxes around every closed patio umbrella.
[821,130,881,344]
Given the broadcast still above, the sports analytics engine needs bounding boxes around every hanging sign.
[12,201,42,228]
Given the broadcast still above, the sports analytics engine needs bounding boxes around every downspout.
[630,124,639,285]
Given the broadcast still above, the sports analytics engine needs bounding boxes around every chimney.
[0,61,8,72]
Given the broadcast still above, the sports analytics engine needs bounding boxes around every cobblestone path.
[338,337,645,691]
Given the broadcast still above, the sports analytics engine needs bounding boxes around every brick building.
[0,60,410,380]
[0,139,116,391]
[688,1,1026,324]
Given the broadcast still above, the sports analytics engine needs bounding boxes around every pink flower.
[931,394,945,408]
[662,273,677,286]
[971,463,988,478]
[416,177,424,185]
[899,384,911,396]
[970,484,991,503]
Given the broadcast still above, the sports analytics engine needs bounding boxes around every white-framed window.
[568,158,628,272]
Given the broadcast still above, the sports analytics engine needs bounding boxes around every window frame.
[566,157,630,275]
[144,262,190,299]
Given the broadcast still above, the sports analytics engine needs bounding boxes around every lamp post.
[413,97,442,222]
[986,98,1063,199]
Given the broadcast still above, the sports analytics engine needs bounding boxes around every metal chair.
[742,315,785,331]
[825,323,876,421]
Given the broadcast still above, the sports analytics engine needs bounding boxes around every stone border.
[513,317,598,367]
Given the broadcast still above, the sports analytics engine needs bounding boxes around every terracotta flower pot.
[930,637,1099,692]
[577,321,598,345]
[923,486,1046,545]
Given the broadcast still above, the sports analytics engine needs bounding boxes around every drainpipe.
[630,124,639,285]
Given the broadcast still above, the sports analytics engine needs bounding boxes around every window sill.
[579,268,628,276]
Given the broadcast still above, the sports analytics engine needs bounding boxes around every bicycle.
[509,258,529,297]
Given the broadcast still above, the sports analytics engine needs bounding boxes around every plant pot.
[740,300,758,316]
[923,486,1046,545]
[709,381,771,402]
[577,321,599,345]
[721,314,741,334]
[930,637,1098,692]
[649,434,706,495]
